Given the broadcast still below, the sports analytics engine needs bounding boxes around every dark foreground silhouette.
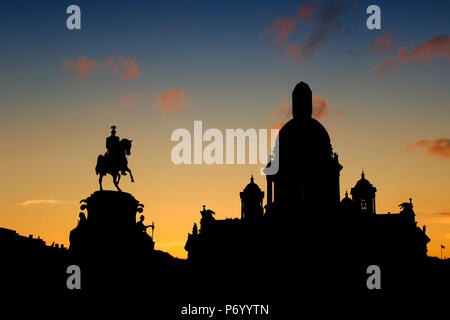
[1,84,450,314]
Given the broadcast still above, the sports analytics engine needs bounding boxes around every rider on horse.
[96,126,134,191]
[105,126,126,175]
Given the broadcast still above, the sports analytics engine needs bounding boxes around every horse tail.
[96,155,104,175]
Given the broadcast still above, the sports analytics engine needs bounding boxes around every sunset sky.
[0,0,449,259]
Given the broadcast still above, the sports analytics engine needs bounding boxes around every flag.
[441,245,446,249]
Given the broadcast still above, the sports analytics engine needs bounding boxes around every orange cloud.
[269,98,290,126]
[407,138,450,159]
[63,56,99,80]
[270,95,330,125]
[374,35,450,74]
[157,89,187,114]
[298,4,314,20]
[285,42,304,63]
[119,56,141,81]
[266,17,297,44]
[64,55,141,81]
[268,95,333,143]
[275,98,290,118]
[266,1,350,63]
[398,35,450,64]
[268,99,290,143]
[312,95,329,120]
[369,33,395,53]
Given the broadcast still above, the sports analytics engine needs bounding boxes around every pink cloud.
[64,54,141,81]
[270,98,291,125]
[270,95,331,125]
[157,89,187,114]
[298,4,314,20]
[63,56,99,80]
[406,138,450,159]
[119,56,141,81]
[369,33,395,53]
[285,42,305,63]
[312,95,329,120]
[398,35,450,64]
[268,99,290,142]
[266,1,350,63]
[268,95,342,141]
[266,17,297,44]
[276,99,290,118]
[374,35,450,74]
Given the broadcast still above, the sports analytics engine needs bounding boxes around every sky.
[0,0,449,259]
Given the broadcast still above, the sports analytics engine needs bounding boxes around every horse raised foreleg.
[126,168,135,183]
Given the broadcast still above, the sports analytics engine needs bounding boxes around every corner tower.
[240,176,264,221]
[350,170,377,215]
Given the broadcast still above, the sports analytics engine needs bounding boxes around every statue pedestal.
[69,191,151,260]
[82,191,141,235]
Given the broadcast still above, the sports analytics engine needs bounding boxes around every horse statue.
[95,138,134,192]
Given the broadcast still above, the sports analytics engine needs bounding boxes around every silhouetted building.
[351,170,377,215]
[266,81,342,217]
[240,175,264,221]
[185,176,271,265]
[185,81,431,292]
[0,227,68,292]
[340,191,358,215]
[340,174,430,261]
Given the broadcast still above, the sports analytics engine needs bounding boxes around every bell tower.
[240,176,264,221]
[350,170,377,215]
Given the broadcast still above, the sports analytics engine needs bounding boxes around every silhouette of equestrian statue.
[96,126,135,192]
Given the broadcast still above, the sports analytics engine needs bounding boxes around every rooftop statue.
[95,126,135,192]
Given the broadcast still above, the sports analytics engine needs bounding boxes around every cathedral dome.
[279,117,331,144]
[278,117,332,158]
[273,81,334,176]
